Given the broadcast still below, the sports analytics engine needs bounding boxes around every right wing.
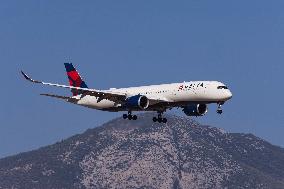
[21,71,172,106]
[21,71,127,103]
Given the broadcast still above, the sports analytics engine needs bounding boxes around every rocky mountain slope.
[0,113,284,189]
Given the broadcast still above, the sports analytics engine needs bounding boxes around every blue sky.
[1,1,284,158]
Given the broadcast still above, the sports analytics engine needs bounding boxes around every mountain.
[0,113,284,189]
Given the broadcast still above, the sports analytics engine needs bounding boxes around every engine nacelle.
[125,95,149,110]
[183,104,208,116]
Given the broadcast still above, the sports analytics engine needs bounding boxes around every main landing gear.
[123,111,137,120]
[122,111,167,124]
[217,102,224,114]
[153,112,167,123]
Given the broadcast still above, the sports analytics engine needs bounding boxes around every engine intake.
[126,95,149,110]
[183,104,208,116]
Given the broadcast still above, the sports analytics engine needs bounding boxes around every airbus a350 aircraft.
[21,63,232,123]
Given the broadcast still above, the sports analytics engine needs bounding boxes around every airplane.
[21,63,232,123]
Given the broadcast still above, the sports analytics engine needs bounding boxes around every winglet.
[21,71,31,81]
[20,71,41,83]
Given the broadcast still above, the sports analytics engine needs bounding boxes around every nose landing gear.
[217,102,224,114]
[217,109,223,114]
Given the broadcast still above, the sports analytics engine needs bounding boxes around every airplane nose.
[227,90,233,99]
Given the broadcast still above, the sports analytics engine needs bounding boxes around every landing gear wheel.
[153,117,157,122]
[123,114,128,119]
[128,114,133,120]
[132,115,137,120]
[217,109,223,114]
[153,111,167,123]
[217,102,223,115]
[123,111,138,121]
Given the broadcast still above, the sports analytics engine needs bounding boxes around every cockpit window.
[217,86,228,89]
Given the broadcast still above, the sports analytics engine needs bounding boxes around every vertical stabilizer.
[64,63,88,96]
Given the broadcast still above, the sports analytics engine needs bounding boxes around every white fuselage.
[74,81,232,112]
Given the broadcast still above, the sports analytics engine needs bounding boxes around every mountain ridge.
[0,113,283,189]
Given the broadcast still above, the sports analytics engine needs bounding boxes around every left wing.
[40,93,72,100]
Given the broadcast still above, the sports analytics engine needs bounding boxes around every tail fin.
[64,63,88,96]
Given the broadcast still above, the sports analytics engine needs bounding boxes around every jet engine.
[183,104,208,116]
[125,95,149,110]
